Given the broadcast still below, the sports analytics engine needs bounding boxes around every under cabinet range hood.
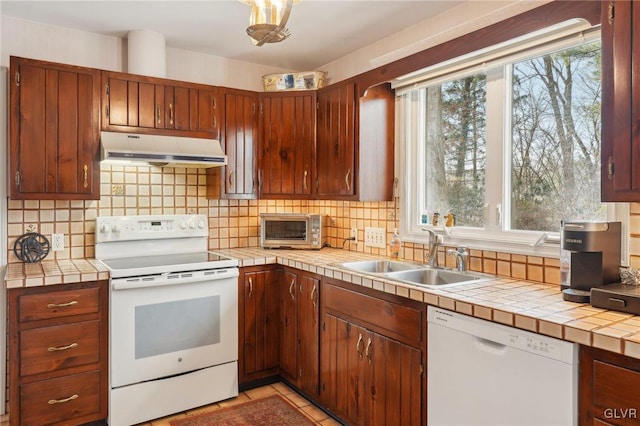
[100,132,227,168]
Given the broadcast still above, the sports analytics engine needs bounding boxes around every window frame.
[396,26,629,261]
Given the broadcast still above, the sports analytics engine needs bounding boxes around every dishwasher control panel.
[428,307,575,363]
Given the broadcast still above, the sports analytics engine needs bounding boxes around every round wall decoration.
[13,232,51,263]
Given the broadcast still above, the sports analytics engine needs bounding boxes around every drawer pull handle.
[48,394,78,405]
[289,279,295,301]
[48,342,78,352]
[83,165,88,188]
[356,333,363,357]
[47,300,78,309]
[311,284,318,308]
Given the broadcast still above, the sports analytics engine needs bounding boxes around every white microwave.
[260,213,326,250]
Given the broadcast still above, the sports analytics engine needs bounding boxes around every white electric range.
[95,214,239,426]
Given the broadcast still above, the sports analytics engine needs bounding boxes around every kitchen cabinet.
[579,345,640,425]
[320,278,425,425]
[101,70,220,139]
[238,266,280,386]
[601,0,640,201]
[259,91,316,198]
[207,88,259,199]
[316,81,395,201]
[9,56,101,200]
[7,281,108,426]
[279,269,321,398]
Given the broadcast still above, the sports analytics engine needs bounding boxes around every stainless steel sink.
[337,260,425,274]
[333,259,492,288]
[384,268,489,287]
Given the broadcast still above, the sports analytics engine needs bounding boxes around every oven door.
[110,268,238,388]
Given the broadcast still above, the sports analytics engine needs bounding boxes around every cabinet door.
[9,56,100,200]
[220,88,258,199]
[259,92,316,198]
[240,270,279,383]
[102,71,219,139]
[321,314,367,425]
[367,332,423,426]
[103,73,160,130]
[601,1,640,201]
[165,86,219,137]
[316,81,356,197]
[279,271,298,382]
[298,275,320,397]
[580,345,640,426]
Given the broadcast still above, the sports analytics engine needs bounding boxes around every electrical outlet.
[51,233,64,252]
[364,227,386,248]
[350,227,358,243]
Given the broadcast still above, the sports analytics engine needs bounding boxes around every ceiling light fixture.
[238,0,301,47]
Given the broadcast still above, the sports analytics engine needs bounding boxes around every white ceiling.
[0,0,463,71]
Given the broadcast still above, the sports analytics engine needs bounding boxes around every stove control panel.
[95,214,208,242]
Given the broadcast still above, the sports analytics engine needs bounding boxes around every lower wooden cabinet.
[580,345,640,425]
[8,281,108,426]
[279,269,321,398]
[320,278,426,426]
[238,265,280,385]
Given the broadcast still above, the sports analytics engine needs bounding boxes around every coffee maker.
[560,221,621,303]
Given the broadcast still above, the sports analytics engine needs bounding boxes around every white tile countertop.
[5,247,640,360]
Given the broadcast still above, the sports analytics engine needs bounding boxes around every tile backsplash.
[6,164,640,286]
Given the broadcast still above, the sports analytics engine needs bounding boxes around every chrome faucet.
[424,229,443,268]
[447,246,469,272]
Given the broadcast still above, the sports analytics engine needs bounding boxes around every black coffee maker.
[560,221,621,303]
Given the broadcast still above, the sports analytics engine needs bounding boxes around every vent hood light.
[101,132,227,168]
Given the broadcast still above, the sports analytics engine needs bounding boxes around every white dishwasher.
[427,307,577,426]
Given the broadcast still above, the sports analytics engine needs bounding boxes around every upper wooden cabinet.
[101,71,220,139]
[207,88,259,199]
[9,56,101,200]
[316,81,395,201]
[259,91,316,198]
[601,0,640,201]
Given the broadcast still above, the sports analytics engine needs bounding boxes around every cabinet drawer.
[20,370,102,425]
[323,282,423,346]
[19,287,99,322]
[593,360,640,424]
[20,320,100,376]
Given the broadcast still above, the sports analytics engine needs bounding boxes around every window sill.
[402,227,561,259]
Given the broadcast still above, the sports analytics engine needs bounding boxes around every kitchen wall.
[4,2,640,286]
[8,164,640,286]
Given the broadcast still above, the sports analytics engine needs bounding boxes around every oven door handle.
[111,268,239,290]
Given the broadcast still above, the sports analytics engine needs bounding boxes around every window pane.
[511,40,604,232]
[424,74,486,227]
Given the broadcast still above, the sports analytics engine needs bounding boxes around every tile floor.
[135,382,343,426]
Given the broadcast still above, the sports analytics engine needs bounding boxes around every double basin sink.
[334,259,492,289]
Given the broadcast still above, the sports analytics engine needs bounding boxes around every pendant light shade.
[238,0,301,46]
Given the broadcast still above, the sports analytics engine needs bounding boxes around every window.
[396,24,627,257]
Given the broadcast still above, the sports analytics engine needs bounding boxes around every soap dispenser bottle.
[389,228,401,260]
